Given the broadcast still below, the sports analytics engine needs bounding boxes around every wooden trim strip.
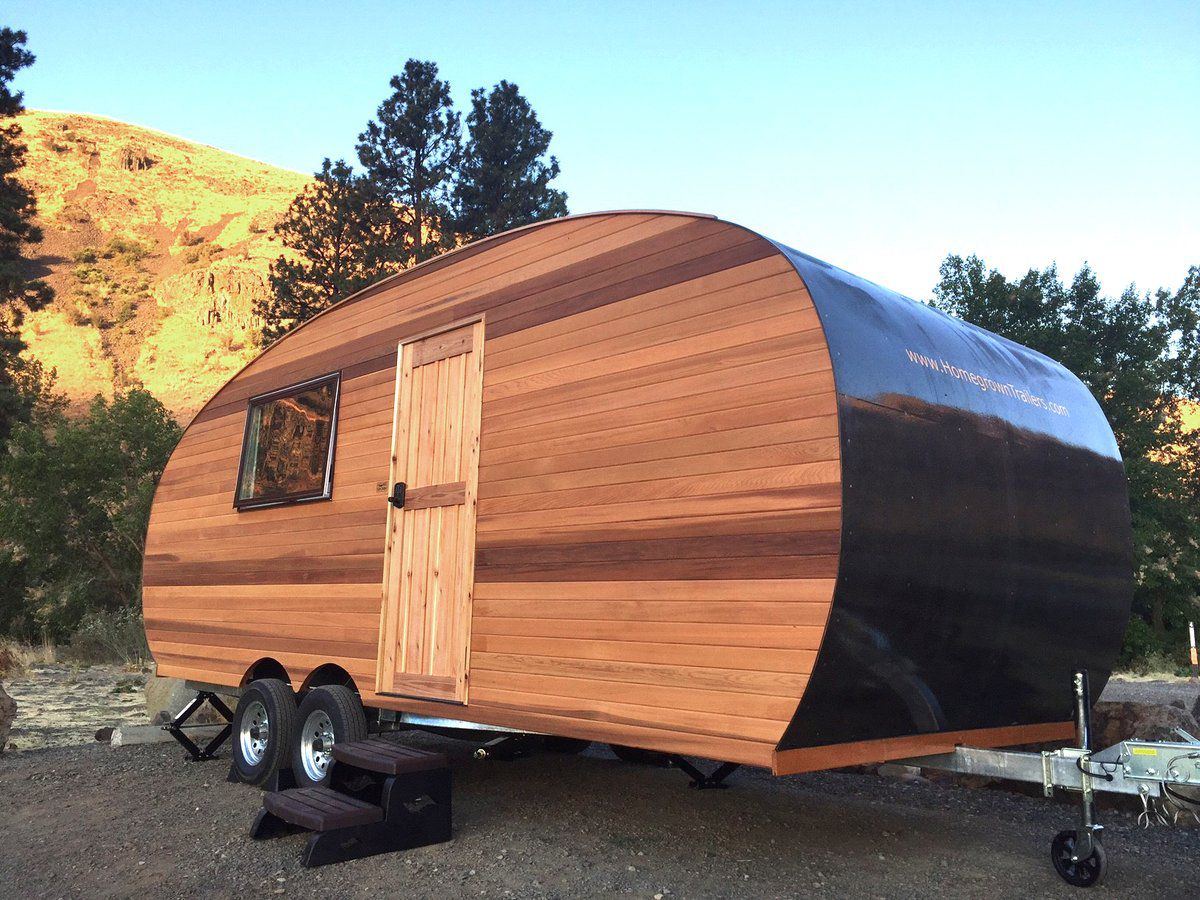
[411,329,475,367]
[771,722,1076,775]
[404,481,467,510]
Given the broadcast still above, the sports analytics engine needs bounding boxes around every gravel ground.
[2,734,1196,899]
[1101,676,1200,713]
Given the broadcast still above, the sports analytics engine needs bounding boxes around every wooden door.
[377,321,484,702]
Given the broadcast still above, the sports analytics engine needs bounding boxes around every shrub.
[104,236,150,264]
[63,607,150,666]
[183,242,224,266]
[72,263,105,285]
[115,298,138,325]
[73,247,98,264]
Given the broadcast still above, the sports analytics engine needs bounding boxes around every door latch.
[389,482,407,508]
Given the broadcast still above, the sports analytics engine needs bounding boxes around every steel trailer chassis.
[902,671,1200,888]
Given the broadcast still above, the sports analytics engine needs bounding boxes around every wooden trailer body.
[142,211,1132,774]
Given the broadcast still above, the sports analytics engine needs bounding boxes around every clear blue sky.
[8,1,1198,299]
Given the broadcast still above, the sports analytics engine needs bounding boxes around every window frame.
[233,371,342,511]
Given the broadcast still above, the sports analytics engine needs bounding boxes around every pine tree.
[257,158,398,346]
[0,27,53,448]
[453,80,567,241]
[357,60,460,264]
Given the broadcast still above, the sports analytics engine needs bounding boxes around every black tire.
[291,685,367,788]
[231,678,296,786]
[545,736,592,754]
[1050,830,1107,888]
[608,743,672,767]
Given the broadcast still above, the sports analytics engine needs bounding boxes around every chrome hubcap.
[239,700,269,766]
[301,709,335,782]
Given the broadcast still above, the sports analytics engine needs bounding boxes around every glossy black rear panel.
[773,245,1133,750]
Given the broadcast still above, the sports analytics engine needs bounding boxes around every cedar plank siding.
[142,212,842,767]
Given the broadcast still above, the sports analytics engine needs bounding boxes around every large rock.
[1091,701,1200,748]
[144,666,237,726]
[0,683,16,752]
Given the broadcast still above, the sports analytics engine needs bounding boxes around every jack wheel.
[1051,830,1107,888]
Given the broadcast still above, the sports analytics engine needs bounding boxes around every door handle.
[389,482,407,508]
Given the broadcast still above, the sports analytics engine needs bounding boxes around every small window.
[234,373,341,510]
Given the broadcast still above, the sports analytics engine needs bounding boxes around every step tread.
[262,786,383,831]
[332,737,450,775]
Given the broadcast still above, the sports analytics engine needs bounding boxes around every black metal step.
[332,736,449,776]
[261,786,383,832]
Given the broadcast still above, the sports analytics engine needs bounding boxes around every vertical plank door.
[377,321,485,703]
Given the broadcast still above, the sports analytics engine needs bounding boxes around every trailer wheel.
[608,743,672,767]
[291,685,367,788]
[231,678,296,786]
[1050,830,1107,888]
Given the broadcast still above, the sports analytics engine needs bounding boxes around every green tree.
[933,256,1200,664]
[0,390,180,639]
[257,158,397,346]
[452,80,568,241]
[1,27,53,447]
[357,59,461,264]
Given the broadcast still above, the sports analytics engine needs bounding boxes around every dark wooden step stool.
[250,738,452,867]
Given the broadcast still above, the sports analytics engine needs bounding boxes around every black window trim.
[233,371,342,511]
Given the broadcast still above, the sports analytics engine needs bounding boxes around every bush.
[72,263,105,285]
[183,242,224,265]
[1118,616,1160,669]
[73,247,98,264]
[0,638,56,677]
[115,297,138,325]
[63,607,150,666]
[103,236,150,264]
[0,390,181,640]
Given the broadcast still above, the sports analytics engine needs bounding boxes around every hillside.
[15,110,310,420]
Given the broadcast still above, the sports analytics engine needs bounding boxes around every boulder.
[144,665,236,726]
[1091,701,1200,748]
[0,683,16,752]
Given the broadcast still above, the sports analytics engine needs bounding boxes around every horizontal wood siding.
[143,212,841,767]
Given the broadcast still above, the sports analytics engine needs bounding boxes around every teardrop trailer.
[143,211,1198,883]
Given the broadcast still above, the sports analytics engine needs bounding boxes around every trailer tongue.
[904,671,1200,888]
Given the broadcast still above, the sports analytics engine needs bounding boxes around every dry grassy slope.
[16,110,310,420]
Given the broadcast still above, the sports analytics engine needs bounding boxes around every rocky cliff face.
[15,111,311,421]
